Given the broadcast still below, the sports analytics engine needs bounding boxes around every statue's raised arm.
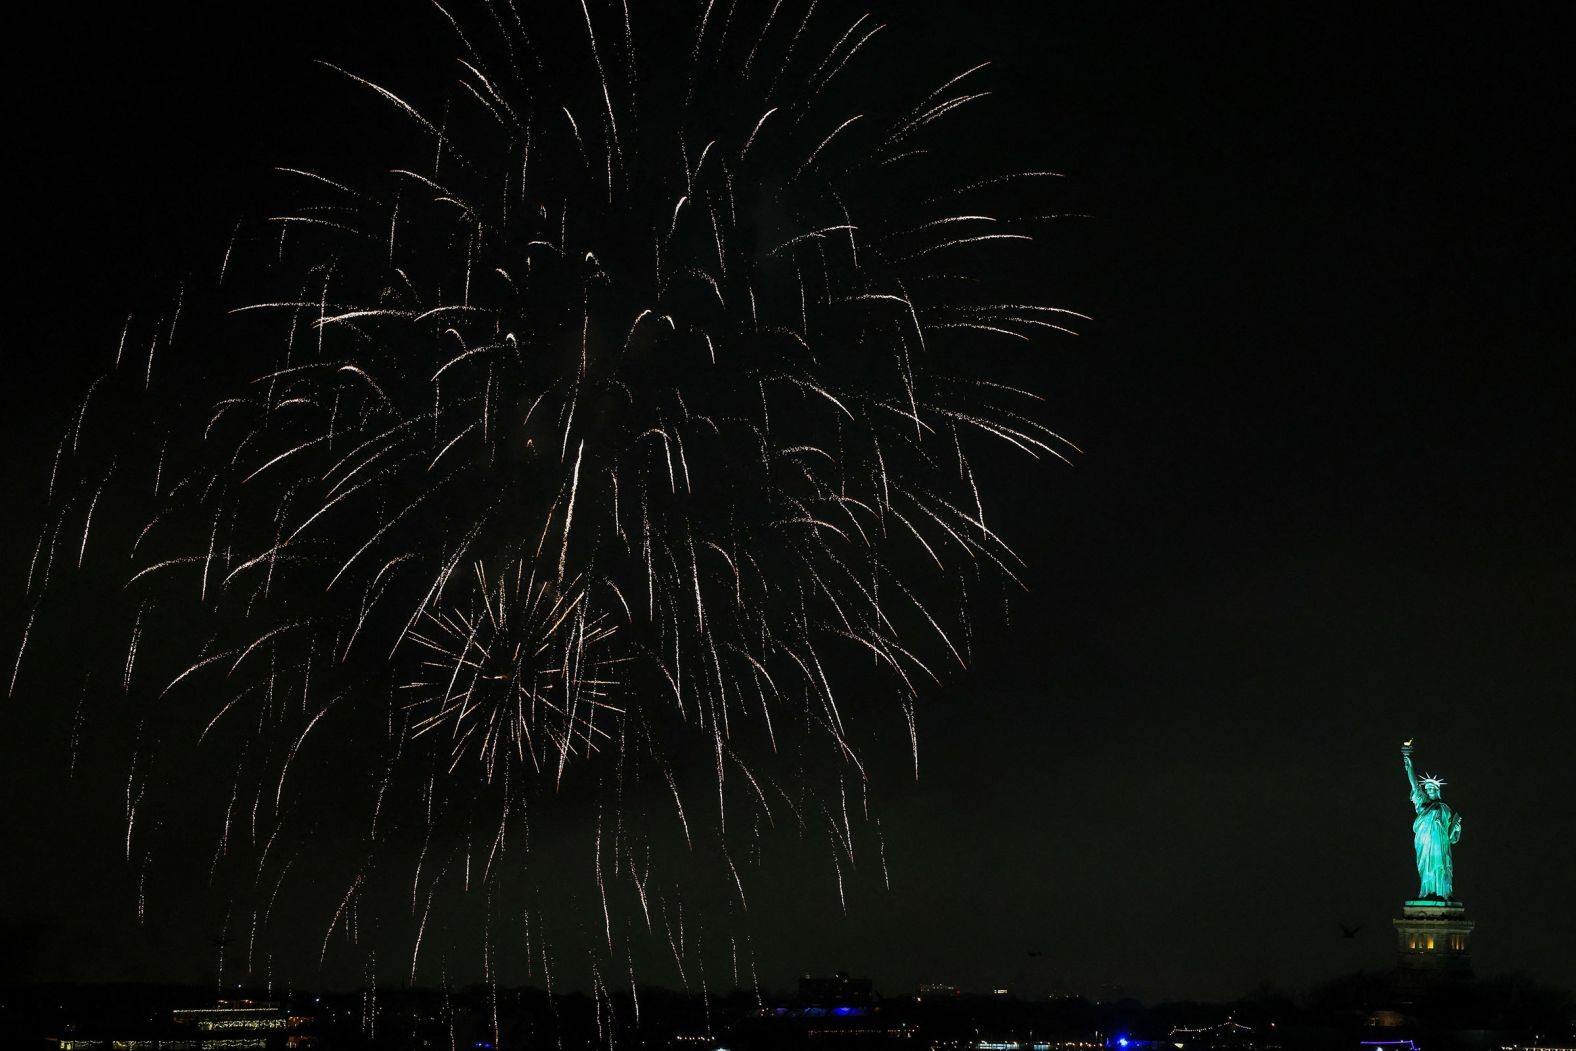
[1402,740,1423,809]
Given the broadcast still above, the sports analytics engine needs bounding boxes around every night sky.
[4,2,1572,1003]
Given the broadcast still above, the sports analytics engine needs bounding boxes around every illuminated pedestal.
[1393,900,1474,981]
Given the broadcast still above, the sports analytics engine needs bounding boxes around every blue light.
[1118,1039,1130,1047]
[834,1006,854,1016]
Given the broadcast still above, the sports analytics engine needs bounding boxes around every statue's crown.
[1420,773,1446,789]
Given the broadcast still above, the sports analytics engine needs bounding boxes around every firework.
[22,0,1082,1003]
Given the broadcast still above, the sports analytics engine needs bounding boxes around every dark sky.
[4,2,1573,1003]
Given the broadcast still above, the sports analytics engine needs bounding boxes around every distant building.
[53,999,308,1050]
[171,1000,302,1047]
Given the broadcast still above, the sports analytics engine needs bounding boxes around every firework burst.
[21,0,1083,1000]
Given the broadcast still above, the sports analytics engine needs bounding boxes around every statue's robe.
[1411,791,1459,899]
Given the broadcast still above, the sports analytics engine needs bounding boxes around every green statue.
[1401,740,1462,900]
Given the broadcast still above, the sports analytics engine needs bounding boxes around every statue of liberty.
[1401,740,1462,900]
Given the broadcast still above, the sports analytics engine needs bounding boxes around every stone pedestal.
[1393,899,1474,981]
